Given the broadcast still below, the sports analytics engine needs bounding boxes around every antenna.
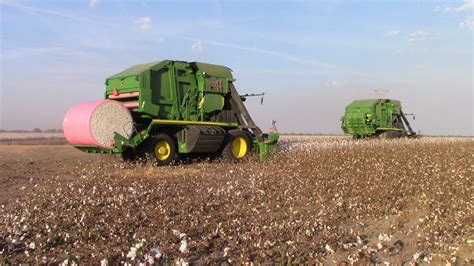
[374,89,390,99]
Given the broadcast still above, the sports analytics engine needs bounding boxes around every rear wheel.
[144,134,178,166]
[222,130,250,161]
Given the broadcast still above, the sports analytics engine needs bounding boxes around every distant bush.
[44,129,63,133]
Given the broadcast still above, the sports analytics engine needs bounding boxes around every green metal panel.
[104,60,234,121]
[75,146,115,154]
[105,75,140,92]
[254,132,279,159]
[202,94,224,113]
[341,99,404,138]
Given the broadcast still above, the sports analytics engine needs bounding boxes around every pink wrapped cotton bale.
[63,100,133,149]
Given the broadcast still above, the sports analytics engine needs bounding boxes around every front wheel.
[221,130,250,162]
[144,134,178,166]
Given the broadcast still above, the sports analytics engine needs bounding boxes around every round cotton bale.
[63,100,133,149]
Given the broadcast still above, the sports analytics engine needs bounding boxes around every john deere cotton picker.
[63,60,279,165]
[341,99,417,139]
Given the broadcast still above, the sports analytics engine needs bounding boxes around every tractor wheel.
[221,130,250,162]
[144,134,178,166]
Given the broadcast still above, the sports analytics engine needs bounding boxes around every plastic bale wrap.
[63,100,134,149]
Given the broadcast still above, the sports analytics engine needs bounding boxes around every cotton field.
[0,136,473,264]
[0,132,64,141]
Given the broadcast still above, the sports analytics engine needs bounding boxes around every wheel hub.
[231,137,248,159]
[154,141,171,160]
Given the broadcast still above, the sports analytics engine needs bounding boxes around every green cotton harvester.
[341,99,417,139]
[63,60,279,165]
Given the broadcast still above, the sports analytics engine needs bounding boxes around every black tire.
[244,130,254,146]
[221,130,250,162]
[120,148,136,162]
[143,134,178,166]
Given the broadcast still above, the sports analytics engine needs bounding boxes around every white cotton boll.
[179,239,188,253]
[145,254,155,264]
[173,229,187,239]
[325,244,334,254]
[177,258,189,266]
[127,247,137,260]
[150,247,162,259]
[413,252,421,261]
[378,234,391,242]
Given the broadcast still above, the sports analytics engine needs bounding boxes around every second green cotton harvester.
[341,99,417,139]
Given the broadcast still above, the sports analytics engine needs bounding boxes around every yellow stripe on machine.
[152,119,238,127]
[376,127,403,132]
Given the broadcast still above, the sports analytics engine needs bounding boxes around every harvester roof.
[106,60,233,80]
[347,99,401,109]
[107,61,162,79]
[193,62,234,79]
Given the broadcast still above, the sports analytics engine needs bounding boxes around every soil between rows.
[0,137,473,264]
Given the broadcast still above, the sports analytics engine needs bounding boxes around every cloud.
[408,30,428,42]
[191,41,204,53]
[154,37,165,44]
[184,38,333,68]
[134,17,152,30]
[454,0,474,12]
[1,1,89,22]
[1,1,113,26]
[178,37,370,78]
[325,80,347,88]
[2,47,62,60]
[89,0,101,7]
[440,0,473,29]
[452,1,474,31]
[459,17,474,30]
[439,0,474,12]
[385,30,400,36]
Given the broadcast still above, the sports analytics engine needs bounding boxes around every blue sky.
[1,0,473,135]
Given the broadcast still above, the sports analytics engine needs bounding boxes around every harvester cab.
[63,60,279,165]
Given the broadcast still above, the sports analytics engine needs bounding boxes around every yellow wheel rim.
[154,141,171,161]
[231,137,247,159]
